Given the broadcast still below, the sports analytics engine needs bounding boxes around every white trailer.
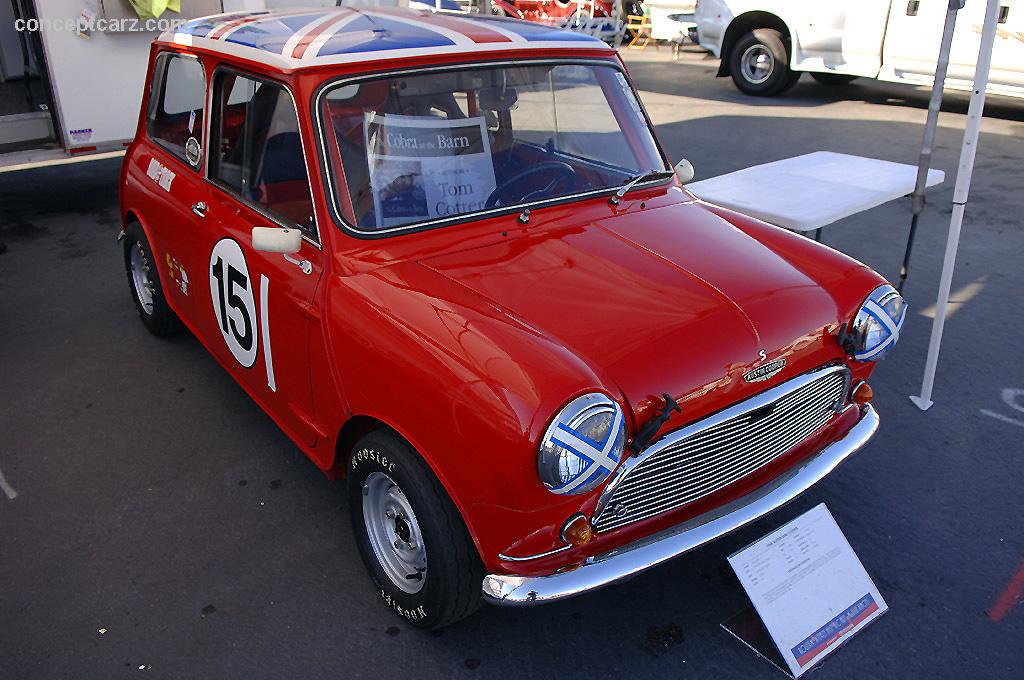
[693,0,1024,97]
[0,0,346,173]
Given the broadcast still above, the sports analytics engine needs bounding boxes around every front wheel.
[348,430,484,629]
[729,29,800,96]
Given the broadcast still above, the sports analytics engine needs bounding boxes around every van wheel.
[348,430,484,629]
[123,222,182,337]
[729,29,799,96]
[811,72,859,86]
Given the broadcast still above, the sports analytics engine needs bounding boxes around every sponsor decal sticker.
[185,137,202,167]
[164,253,189,296]
[146,158,175,192]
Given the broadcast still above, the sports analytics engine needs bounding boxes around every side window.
[210,71,315,237]
[147,53,205,168]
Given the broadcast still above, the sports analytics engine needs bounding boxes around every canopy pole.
[897,0,964,293]
[910,0,1001,412]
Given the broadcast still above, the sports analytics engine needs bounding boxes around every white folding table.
[686,151,945,241]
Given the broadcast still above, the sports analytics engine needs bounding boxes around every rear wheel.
[348,430,484,629]
[811,72,859,86]
[123,222,182,337]
[729,29,799,96]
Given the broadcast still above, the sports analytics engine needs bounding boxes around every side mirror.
[252,226,301,254]
[674,158,695,184]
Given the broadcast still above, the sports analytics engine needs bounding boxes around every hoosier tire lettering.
[381,590,428,621]
[352,448,396,472]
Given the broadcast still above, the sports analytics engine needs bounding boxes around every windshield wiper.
[609,169,675,205]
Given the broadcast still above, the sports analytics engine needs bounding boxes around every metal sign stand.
[910,0,1002,411]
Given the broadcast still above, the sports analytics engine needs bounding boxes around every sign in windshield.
[365,113,497,228]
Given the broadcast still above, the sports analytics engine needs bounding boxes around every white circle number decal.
[209,239,258,368]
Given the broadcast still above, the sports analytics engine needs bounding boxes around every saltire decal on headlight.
[855,297,907,361]
[547,408,625,495]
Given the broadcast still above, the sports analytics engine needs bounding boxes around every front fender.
[702,203,888,325]
[324,260,627,573]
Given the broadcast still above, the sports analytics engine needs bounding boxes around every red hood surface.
[420,201,859,423]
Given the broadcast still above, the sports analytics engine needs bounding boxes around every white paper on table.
[728,503,888,677]
[365,113,497,229]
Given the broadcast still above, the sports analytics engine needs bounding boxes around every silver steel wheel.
[740,43,775,85]
[362,471,427,594]
[130,242,155,315]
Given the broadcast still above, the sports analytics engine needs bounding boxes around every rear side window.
[210,71,315,237]
[147,53,205,168]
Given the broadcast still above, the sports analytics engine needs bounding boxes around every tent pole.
[910,0,1001,412]
[897,0,963,294]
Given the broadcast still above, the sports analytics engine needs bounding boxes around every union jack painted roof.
[160,7,612,71]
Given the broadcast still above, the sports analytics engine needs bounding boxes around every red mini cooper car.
[120,7,905,628]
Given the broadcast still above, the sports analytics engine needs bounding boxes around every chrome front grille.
[592,366,850,533]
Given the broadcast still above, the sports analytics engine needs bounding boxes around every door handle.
[191,201,208,218]
[284,254,313,275]
[906,0,919,16]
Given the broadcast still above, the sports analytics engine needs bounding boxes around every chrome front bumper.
[482,404,879,605]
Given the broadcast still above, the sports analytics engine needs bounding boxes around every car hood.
[419,201,853,423]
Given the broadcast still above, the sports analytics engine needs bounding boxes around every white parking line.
[0,467,17,500]
[979,388,1024,429]
[980,409,1024,429]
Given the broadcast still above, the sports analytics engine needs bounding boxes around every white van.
[693,0,1024,97]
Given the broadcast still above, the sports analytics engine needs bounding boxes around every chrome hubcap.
[362,472,427,594]
[740,44,775,85]
[130,243,155,315]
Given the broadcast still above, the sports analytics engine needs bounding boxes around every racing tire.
[811,72,860,86]
[729,29,798,97]
[123,222,182,337]
[348,430,484,629]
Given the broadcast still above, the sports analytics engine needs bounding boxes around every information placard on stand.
[724,504,887,677]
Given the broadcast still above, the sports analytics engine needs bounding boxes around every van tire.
[729,29,797,97]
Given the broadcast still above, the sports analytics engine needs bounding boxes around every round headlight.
[849,284,907,361]
[538,393,626,496]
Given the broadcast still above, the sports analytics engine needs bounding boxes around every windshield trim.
[312,58,672,240]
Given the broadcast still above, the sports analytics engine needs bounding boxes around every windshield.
[319,62,667,233]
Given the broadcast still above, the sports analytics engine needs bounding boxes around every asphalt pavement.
[1,48,1023,678]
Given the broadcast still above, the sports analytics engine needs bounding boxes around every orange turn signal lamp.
[561,513,594,547]
[852,381,873,405]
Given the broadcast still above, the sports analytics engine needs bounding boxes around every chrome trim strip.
[498,544,572,562]
[481,403,878,605]
[593,365,850,521]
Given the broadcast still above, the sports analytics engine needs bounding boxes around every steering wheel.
[485,161,577,209]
